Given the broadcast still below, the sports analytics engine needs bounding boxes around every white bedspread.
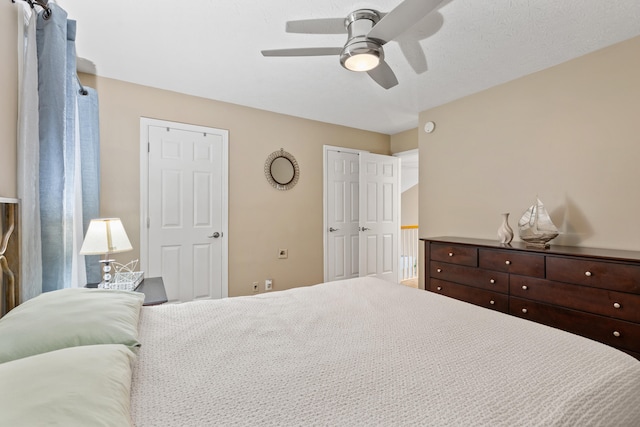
[131,277,640,426]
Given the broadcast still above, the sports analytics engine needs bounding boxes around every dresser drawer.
[430,243,477,267]
[431,279,508,313]
[510,297,640,354]
[479,249,544,278]
[430,261,508,293]
[510,275,640,323]
[546,256,640,293]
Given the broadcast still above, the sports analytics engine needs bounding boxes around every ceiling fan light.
[344,53,380,71]
[340,39,383,72]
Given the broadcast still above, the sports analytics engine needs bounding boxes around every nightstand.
[86,277,167,306]
[134,277,168,306]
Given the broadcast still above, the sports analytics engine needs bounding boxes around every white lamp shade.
[80,218,133,255]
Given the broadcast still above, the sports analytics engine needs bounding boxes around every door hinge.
[147,142,150,153]
[146,217,150,228]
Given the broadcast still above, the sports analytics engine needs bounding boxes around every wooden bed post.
[0,198,20,317]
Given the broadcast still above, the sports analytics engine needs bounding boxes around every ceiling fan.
[261,0,445,89]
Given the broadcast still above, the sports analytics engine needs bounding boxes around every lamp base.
[98,259,115,285]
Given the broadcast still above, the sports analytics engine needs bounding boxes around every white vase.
[497,213,514,244]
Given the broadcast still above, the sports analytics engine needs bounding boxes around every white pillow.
[0,288,144,363]
[0,344,136,427]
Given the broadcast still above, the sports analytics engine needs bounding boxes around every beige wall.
[390,128,418,153]
[80,74,390,297]
[401,184,419,226]
[419,35,640,266]
[0,2,18,198]
[391,128,419,227]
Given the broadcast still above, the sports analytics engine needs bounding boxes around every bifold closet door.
[358,152,400,282]
[325,148,400,283]
[326,150,361,281]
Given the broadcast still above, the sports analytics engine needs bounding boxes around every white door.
[359,152,400,282]
[324,147,400,283]
[142,119,228,303]
[325,149,360,281]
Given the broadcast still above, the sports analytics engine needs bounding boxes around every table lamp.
[80,218,133,288]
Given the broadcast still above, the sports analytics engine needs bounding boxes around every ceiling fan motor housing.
[340,9,384,72]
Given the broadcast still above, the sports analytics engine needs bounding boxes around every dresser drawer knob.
[505,260,511,265]
[585,271,592,277]
[436,268,442,273]
[522,285,528,290]
[436,286,442,291]
[521,308,528,314]
[490,300,495,305]
[613,302,621,309]
[613,331,621,338]
[489,279,495,284]
[448,252,454,257]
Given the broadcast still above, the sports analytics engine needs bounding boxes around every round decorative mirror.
[264,148,300,191]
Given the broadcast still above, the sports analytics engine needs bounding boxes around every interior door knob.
[360,227,371,231]
[329,227,340,232]
[208,232,221,238]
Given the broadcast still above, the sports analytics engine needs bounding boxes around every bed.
[1,277,640,426]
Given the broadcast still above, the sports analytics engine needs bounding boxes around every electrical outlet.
[265,279,273,291]
[252,282,259,293]
[278,249,288,259]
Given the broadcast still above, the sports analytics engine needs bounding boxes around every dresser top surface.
[421,236,640,262]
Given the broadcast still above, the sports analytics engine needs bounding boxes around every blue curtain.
[35,4,100,291]
[78,88,101,284]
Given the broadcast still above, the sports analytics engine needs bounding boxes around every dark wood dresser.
[422,237,640,359]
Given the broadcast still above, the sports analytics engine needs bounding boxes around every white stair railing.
[400,225,418,280]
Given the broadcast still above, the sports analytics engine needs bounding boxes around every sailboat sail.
[518,197,559,247]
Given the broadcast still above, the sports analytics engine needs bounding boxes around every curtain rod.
[12,0,51,20]
[76,75,88,96]
[12,0,88,96]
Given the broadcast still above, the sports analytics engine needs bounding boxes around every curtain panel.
[18,3,101,297]
[17,9,42,302]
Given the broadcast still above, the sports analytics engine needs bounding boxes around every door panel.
[161,170,182,227]
[383,233,393,273]
[333,235,345,278]
[383,182,393,220]
[193,172,212,227]
[159,245,181,301]
[364,234,378,276]
[193,244,212,299]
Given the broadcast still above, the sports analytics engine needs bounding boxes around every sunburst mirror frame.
[264,148,300,191]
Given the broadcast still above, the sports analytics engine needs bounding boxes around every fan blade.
[368,0,444,44]
[286,18,346,34]
[367,60,398,89]
[261,47,342,57]
[398,40,428,74]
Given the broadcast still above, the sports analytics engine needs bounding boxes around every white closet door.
[359,152,400,282]
[326,149,360,281]
[324,147,400,283]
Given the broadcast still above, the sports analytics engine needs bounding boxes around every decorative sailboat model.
[517,197,559,248]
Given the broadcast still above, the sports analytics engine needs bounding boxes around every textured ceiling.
[57,0,640,135]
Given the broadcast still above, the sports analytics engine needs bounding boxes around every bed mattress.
[131,277,640,426]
